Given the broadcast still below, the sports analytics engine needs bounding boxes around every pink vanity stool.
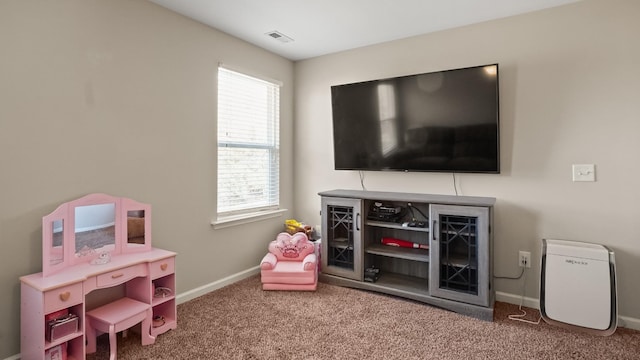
[86,297,154,360]
[260,232,318,291]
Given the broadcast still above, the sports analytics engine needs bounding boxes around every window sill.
[212,208,288,230]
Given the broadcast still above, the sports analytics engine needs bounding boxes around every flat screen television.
[331,64,500,173]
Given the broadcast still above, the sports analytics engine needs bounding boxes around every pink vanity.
[20,193,177,360]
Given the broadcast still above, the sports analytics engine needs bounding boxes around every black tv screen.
[331,64,500,173]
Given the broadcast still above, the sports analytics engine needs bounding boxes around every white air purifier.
[540,239,617,336]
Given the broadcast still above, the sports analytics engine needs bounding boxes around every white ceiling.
[149,0,580,61]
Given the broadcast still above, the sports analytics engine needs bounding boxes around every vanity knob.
[160,263,168,271]
[59,291,71,301]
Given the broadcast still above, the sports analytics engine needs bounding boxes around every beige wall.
[294,0,639,323]
[0,0,294,356]
[2,0,639,357]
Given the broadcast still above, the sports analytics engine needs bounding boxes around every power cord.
[452,172,459,196]
[506,268,542,325]
[494,267,525,280]
[407,205,416,221]
[406,203,428,221]
[359,171,367,190]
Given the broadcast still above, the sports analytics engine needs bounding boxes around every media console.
[319,189,495,321]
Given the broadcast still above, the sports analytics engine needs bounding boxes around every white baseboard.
[495,291,540,309]
[618,315,640,331]
[7,271,637,360]
[495,291,640,331]
[175,266,260,305]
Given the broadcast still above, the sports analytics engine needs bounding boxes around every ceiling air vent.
[265,30,294,43]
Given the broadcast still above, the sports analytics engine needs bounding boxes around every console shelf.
[320,189,495,321]
[365,244,429,262]
[370,272,430,295]
[366,220,430,232]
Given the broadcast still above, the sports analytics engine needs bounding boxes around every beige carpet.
[87,275,640,359]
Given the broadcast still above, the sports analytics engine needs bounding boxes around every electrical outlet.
[519,251,531,268]
[572,164,595,182]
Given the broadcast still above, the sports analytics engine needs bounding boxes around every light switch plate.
[572,164,595,182]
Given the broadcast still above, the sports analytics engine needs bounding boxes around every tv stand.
[319,189,495,321]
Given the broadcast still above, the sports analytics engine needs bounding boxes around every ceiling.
[149,0,580,61]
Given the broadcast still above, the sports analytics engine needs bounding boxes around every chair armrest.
[261,253,278,270]
[302,253,317,271]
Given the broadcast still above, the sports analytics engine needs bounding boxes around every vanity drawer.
[96,264,147,288]
[44,283,83,314]
[150,257,175,279]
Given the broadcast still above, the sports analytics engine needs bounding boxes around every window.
[217,67,280,219]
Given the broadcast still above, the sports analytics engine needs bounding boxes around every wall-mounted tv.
[331,64,500,173]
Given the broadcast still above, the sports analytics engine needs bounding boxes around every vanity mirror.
[42,193,152,276]
[50,219,64,265]
[121,197,151,253]
[74,203,116,255]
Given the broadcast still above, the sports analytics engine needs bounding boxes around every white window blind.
[217,67,280,216]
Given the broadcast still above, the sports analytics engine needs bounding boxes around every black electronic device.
[331,64,500,173]
[367,201,406,222]
[364,266,380,283]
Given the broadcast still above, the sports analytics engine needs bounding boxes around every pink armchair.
[260,232,317,291]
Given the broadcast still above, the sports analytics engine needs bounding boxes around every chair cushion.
[268,232,315,262]
[261,258,317,284]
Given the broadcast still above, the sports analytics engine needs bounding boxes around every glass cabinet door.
[429,204,490,306]
[321,197,363,281]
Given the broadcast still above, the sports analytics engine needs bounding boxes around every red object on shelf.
[45,309,69,322]
[381,237,429,250]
